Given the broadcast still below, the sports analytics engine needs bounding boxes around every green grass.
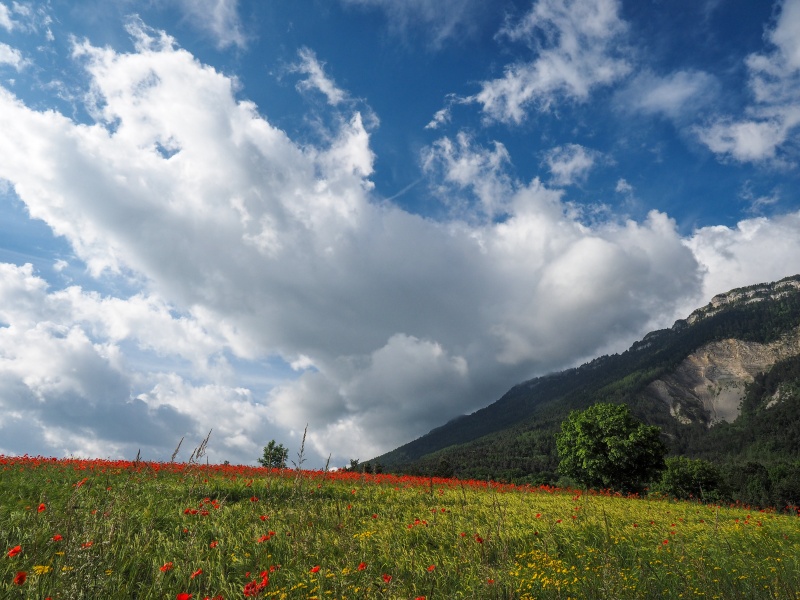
[2,455,800,599]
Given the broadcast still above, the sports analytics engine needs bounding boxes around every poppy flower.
[52,534,63,542]
[357,562,367,571]
[427,564,436,572]
[176,594,192,600]
[310,565,320,573]
[7,545,21,557]
[13,571,27,585]
[160,562,174,572]
[209,541,218,548]
[37,503,46,513]
[382,574,392,583]
[191,568,203,579]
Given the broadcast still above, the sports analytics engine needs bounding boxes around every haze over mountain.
[0,0,799,467]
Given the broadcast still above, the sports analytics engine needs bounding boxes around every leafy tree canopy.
[654,457,723,501]
[258,440,288,469]
[556,402,666,493]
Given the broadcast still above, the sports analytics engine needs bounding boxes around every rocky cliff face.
[648,275,800,427]
[648,326,800,427]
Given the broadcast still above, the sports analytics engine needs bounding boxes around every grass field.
[2,453,800,599]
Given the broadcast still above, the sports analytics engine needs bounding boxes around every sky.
[0,0,799,468]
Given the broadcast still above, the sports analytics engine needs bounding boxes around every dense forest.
[365,276,800,509]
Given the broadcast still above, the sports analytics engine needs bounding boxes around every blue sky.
[0,0,799,467]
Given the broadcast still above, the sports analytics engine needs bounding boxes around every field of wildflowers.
[2,454,800,599]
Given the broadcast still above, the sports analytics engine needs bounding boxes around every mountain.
[371,275,800,483]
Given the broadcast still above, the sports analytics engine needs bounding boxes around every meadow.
[2,454,800,599]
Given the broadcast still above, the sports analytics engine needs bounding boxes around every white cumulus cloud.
[0,20,798,467]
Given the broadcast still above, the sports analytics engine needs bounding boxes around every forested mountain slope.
[372,275,800,483]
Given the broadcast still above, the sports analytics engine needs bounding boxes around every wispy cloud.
[696,0,800,163]
[0,3,14,32]
[616,69,718,122]
[292,48,348,107]
[543,144,601,187]
[340,0,487,49]
[471,0,631,124]
[0,42,25,70]
[173,0,247,50]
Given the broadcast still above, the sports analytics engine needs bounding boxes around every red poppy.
[13,571,27,585]
[250,496,258,502]
[160,562,174,572]
[191,568,203,579]
[357,562,367,571]
[243,571,268,598]
[7,545,21,557]
[382,574,392,583]
[310,565,320,573]
[427,565,436,572]
[37,503,46,513]
[259,515,268,521]
[52,534,63,542]
[176,594,192,600]
[209,541,218,548]
[81,541,93,548]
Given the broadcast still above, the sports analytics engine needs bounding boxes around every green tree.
[654,457,723,501]
[556,403,666,493]
[258,440,288,469]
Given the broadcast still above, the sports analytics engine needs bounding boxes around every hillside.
[372,275,800,483]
